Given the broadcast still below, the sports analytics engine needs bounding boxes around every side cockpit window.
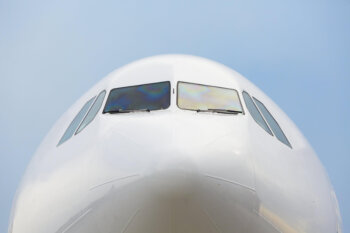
[57,90,106,146]
[57,96,96,146]
[242,90,292,148]
[253,97,292,148]
[242,91,272,135]
[76,90,106,134]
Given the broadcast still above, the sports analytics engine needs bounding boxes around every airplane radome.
[8,55,342,233]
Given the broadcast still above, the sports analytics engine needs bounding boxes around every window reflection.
[177,82,243,113]
[103,81,170,113]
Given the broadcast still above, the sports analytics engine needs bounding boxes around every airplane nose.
[79,140,261,233]
[143,152,199,200]
[76,116,261,233]
[97,115,256,203]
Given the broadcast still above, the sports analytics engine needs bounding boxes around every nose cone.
[145,155,198,200]
[64,156,260,233]
[65,114,263,233]
[12,114,261,233]
[98,113,256,200]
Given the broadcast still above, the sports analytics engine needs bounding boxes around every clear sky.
[0,0,349,232]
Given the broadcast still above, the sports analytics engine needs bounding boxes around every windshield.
[177,82,243,113]
[103,81,170,113]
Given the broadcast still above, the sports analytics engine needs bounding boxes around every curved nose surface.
[98,113,256,194]
[62,114,269,233]
[12,113,265,233]
[57,161,262,233]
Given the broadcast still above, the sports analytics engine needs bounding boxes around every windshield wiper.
[105,108,151,114]
[196,109,212,113]
[208,108,242,114]
[196,108,242,114]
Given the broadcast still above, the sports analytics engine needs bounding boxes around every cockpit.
[102,81,243,114]
[57,81,291,148]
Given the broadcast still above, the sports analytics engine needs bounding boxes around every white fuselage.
[8,55,342,233]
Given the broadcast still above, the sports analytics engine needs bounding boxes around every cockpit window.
[57,96,96,146]
[177,82,243,114]
[242,91,273,135]
[76,90,106,134]
[103,81,170,113]
[253,97,292,148]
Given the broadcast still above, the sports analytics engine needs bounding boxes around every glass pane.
[253,97,292,148]
[57,96,96,146]
[177,82,243,112]
[242,91,273,135]
[103,81,170,113]
[76,90,106,134]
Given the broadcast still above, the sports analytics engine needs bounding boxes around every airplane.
[8,54,342,233]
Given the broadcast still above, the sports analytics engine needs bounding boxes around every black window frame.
[103,81,171,114]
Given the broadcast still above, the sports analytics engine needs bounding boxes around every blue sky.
[0,0,349,232]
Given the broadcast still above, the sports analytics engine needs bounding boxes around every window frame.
[102,81,171,114]
[176,81,245,114]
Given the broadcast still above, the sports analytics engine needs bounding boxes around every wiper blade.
[208,108,242,114]
[196,108,242,114]
[105,108,151,114]
[196,109,211,113]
